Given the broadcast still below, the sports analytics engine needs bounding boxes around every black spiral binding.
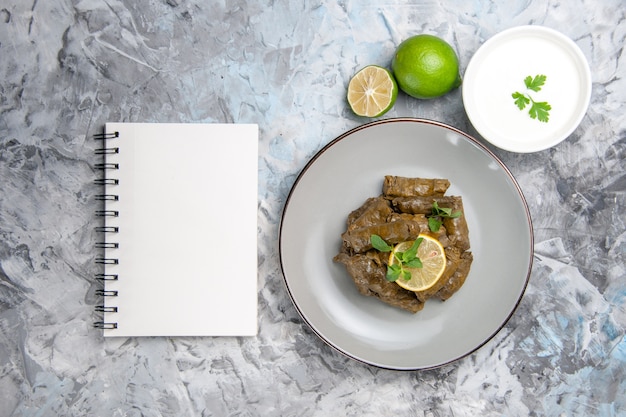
[94,129,120,331]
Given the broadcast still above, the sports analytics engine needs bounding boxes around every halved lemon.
[388,234,446,292]
[347,65,398,117]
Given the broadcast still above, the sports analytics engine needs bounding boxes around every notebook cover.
[99,122,258,337]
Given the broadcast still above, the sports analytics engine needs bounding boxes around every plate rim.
[279,117,534,370]
[462,25,592,153]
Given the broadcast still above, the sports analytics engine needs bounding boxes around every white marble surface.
[1,0,625,415]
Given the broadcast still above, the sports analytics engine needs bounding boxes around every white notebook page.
[100,123,258,337]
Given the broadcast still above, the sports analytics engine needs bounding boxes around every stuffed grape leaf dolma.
[334,176,473,314]
[442,196,470,251]
[387,213,450,247]
[435,251,473,301]
[333,252,425,313]
[346,196,393,231]
[341,219,422,254]
[390,195,458,215]
[382,176,450,198]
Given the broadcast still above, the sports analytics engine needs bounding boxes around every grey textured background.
[0,0,624,416]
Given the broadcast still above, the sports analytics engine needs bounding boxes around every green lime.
[347,65,398,117]
[391,34,462,99]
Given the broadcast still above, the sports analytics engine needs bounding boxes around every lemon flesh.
[347,65,398,117]
[389,235,446,292]
[391,34,461,99]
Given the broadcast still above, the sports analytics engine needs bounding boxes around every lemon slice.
[388,235,446,292]
[347,65,398,117]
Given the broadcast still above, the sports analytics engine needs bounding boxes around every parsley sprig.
[512,74,551,123]
[370,235,423,282]
[427,201,462,232]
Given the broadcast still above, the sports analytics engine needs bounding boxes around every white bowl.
[463,25,592,153]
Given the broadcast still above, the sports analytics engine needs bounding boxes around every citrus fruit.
[347,65,398,117]
[388,235,446,292]
[391,34,462,99]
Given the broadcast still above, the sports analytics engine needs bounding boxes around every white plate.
[279,118,533,370]
[463,25,591,153]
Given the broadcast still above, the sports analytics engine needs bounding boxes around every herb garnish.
[370,234,423,282]
[512,74,551,123]
[427,201,462,232]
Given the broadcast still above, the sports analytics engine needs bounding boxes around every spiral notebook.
[94,122,258,337]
